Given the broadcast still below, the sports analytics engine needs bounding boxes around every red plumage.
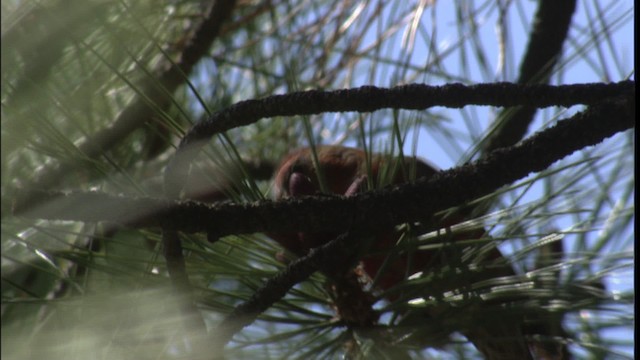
[270,145,562,359]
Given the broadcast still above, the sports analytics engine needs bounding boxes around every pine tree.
[2,1,633,359]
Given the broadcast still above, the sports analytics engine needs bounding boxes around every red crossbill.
[269,145,559,359]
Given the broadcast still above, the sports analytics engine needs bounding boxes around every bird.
[270,145,563,359]
[272,146,430,285]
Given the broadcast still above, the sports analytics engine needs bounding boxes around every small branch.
[214,230,363,347]
[483,0,577,153]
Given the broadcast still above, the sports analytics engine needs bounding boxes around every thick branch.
[164,81,633,198]
[16,95,634,236]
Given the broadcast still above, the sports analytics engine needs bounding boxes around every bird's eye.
[288,172,315,197]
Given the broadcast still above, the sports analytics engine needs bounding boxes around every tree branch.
[214,229,364,348]
[164,81,633,198]
[15,94,634,236]
[483,0,577,153]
